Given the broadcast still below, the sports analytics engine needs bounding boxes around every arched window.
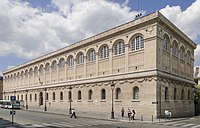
[77,52,84,64]
[46,93,49,100]
[174,88,177,100]
[88,90,93,100]
[186,50,191,63]
[45,63,50,72]
[68,91,72,101]
[181,89,184,100]
[53,92,55,100]
[30,94,32,101]
[78,90,81,100]
[29,68,33,77]
[34,67,38,75]
[35,93,37,101]
[131,36,144,51]
[60,92,63,100]
[87,49,96,61]
[21,95,23,101]
[25,70,28,78]
[114,40,125,55]
[101,89,106,100]
[59,58,65,68]
[100,45,109,59]
[68,56,74,67]
[172,41,178,56]
[17,95,19,100]
[116,88,121,99]
[165,87,168,100]
[180,46,185,60]
[133,87,139,99]
[52,61,57,71]
[39,65,44,74]
[163,35,170,51]
[25,94,27,100]
[188,90,190,100]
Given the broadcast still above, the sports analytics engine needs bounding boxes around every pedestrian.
[131,109,136,120]
[121,107,125,117]
[127,108,131,119]
[70,108,77,118]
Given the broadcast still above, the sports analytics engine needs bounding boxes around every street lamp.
[68,86,72,114]
[110,81,115,119]
[44,88,47,111]
[26,90,28,109]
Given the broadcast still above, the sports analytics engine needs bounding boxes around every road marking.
[191,125,200,128]
[181,124,196,127]
[162,121,182,125]
[171,123,187,126]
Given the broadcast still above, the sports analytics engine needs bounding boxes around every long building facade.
[3,11,196,119]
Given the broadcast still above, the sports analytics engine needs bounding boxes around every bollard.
[152,115,153,122]
[159,114,160,122]
[141,115,143,121]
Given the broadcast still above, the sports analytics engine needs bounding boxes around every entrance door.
[39,92,43,106]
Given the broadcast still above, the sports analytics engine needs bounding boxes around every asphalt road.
[0,108,200,128]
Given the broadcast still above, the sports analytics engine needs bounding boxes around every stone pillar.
[96,52,99,76]
[125,38,129,72]
[84,56,87,78]
[109,43,113,74]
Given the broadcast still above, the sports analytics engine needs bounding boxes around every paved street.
[1,108,200,128]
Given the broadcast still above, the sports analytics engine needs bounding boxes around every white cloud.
[195,44,200,65]
[160,0,200,66]
[0,0,141,59]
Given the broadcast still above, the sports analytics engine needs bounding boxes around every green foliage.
[194,85,200,103]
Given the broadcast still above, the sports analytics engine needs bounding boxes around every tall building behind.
[3,11,196,118]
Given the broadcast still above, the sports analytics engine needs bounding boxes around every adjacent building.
[3,11,196,119]
[0,76,3,100]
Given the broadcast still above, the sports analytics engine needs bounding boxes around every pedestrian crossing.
[157,121,200,128]
[13,120,120,128]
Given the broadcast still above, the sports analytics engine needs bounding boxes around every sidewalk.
[22,106,187,123]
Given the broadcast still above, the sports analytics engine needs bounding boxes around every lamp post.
[26,90,28,109]
[110,81,115,119]
[68,86,72,114]
[44,88,47,111]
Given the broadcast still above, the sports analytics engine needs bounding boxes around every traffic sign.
[11,96,16,101]
[10,111,16,115]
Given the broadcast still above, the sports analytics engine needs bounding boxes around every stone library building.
[3,11,196,119]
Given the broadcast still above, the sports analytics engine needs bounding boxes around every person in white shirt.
[70,108,77,118]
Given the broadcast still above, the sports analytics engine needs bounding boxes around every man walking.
[70,108,77,118]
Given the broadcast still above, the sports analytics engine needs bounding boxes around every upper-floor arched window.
[68,91,72,101]
[133,87,139,99]
[172,41,178,56]
[188,90,190,100]
[45,63,50,72]
[99,45,109,59]
[131,36,144,51]
[114,40,125,55]
[51,61,57,71]
[180,46,185,60]
[39,65,44,74]
[163,34,170,51]
[77,52,84,64]
[25,70,28,78]
[59,58,65,68]
[67,55,74,67]
[34,67,38,75]
[29,68,33,77]
[87,49,96,61]
[186,50,191,63]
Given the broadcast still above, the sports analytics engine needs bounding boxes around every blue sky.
[0,0,200,76]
